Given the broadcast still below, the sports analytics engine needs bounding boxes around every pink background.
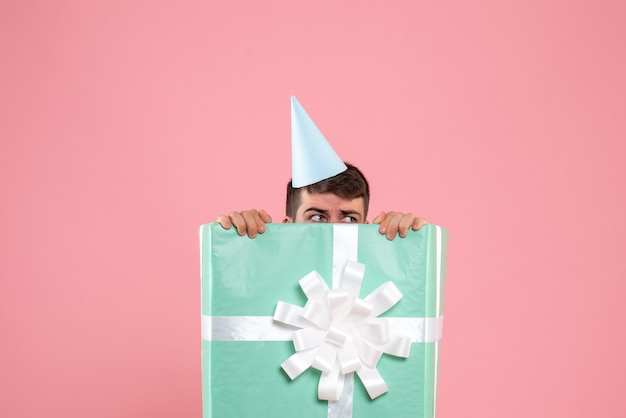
[1,1,625,417]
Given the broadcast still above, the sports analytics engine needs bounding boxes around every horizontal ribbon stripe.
[202,314,444,343]
[202,315,294,341]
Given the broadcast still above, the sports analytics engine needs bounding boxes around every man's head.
[284,163,370,224]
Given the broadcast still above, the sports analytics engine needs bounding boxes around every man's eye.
[311,214,326,222]
[342,216,357,223]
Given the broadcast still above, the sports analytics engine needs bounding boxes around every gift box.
[200,223,448,418]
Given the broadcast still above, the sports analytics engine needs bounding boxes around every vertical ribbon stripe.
[329,225,358,417]
[433,225,443,418]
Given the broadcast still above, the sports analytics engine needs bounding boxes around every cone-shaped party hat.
[291,96,347,188]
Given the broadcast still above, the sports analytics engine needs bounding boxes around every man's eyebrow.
[303,207,328,214]
[303,208,363,219]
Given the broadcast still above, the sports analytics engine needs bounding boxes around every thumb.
[259,209,273,223]
[372,211,386,224]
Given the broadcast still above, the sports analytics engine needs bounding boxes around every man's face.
[287,190,366,224]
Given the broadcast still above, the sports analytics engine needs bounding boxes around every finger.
[240,210,261,238]
[216,215,232,230]
[376,211,395,236]
[229,211,247,236]
[255,209,272,233]
[372,211,386,225]
[249,209,269,235]
[398,213,416,238]
[258,209,273,224]
[385,212,403,240]
[412,217,429,231]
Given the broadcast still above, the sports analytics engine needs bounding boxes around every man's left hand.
[372,211,428,240]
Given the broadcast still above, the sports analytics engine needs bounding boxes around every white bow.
[273,260,412,401]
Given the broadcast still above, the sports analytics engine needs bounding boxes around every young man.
[217,163,427,240]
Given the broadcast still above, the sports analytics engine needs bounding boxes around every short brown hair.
[286,163,370,220]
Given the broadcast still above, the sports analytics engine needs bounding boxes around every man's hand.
[216,209,272,238]
[372,211,428,240]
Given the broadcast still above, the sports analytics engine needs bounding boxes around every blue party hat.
[291,96,347,188]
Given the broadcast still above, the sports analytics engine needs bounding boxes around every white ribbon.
[202,315,443,343]
[273,260,413,401]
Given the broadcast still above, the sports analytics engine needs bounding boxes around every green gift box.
[200,223,448,418]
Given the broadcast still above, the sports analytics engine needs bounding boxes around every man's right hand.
[216,209,272,238]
